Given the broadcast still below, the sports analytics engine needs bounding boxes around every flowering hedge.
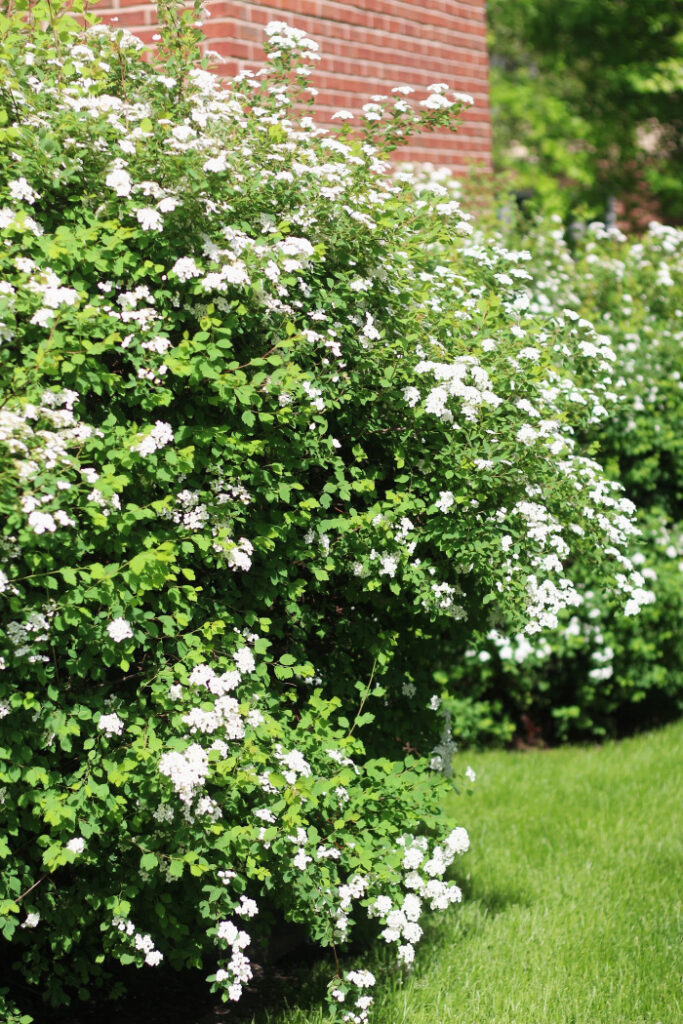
[429,207,683,744]
[0,3,657,1020]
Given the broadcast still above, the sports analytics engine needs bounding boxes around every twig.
[17,872,49,903]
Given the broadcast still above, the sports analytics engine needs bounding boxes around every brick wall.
[95,0,491,171]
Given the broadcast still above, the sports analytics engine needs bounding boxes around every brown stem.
[17,872,49,903]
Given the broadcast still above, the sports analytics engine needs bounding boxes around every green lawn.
[256,721,683,1024]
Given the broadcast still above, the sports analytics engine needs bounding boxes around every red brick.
[93,0,491,171]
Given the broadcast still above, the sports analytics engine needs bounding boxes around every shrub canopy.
[0,3,659,1020]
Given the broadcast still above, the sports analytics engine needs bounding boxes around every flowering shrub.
[433,211,683,743]
[0,3,656,1019]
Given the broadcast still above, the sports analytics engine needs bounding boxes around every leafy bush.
[437,212,683,744]
[0,3,655,1020]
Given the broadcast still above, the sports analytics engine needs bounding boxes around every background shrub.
[438,212,683,744]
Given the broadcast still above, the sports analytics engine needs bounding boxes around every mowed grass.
[254,720,683,1024]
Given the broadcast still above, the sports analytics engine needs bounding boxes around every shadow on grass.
[458,876,531,921]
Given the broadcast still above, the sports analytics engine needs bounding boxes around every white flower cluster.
[411,355,502,423]
[6,606,54,663]
[188,661,240,695]
[22,494,75,535]
[366,827,469,975]
[1,393,99,549]
[97,712,125,737]
[158,743,209,805]
[132,420,174,457]
[224,536,254,572]
[214,919,252,1002]
[112,917,163,967]
[107,618,133,643]
[276,745,312,785]
[332,969,377,1024]
[9,177,41,205]
[435,490,455,513]
[183,696,244,739]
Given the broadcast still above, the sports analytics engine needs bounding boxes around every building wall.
[95,0,491,171]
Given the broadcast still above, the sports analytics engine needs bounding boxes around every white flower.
[9,177,40,204]
[518,346,540,361]
[107,618,134,643]
[277,747,311,783]
[346,969,375,989]
[420,93,452,110]
[133,420,174,456]
[402,846,424,870]
[66,837,85,854]
[624,588,656,616]
[517,424,537,445]
[277,236,315,259]
[436,490,455,513]
[371,895,393,917]
[171,257,201,281]
[54,510,75,528]
[225,537,253,571]
[153,802,174,823]
[97,712,125,737]
[379,554,399,577]
[171,125,195,143]
[105,167,132,197]
[28,511,57,534]
[236,896,259,918]
[217,920,240,944]
[21,912,40,929]
[159,743,209,804]
[445,826,470,855]
[234,647,255,674]
[293,848,312,870]
[203,153,228,173]
[222,261,250,286]
[158,196,179,213]
[135,207,163,231]
[402,893,422,921]
[398,943,415,965]
[189,663,215,687]
[403,921,423,943]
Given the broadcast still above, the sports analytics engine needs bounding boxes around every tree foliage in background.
[487,0,683,221]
